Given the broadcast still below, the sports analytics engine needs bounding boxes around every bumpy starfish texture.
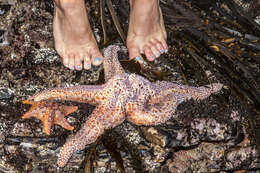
[22,45,223,167]
[22,100,78,135]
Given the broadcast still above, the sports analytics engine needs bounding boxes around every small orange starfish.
[22,100,78,135]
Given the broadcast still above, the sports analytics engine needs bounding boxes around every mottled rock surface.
[0,0,259,172]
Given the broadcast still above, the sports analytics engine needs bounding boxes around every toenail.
[135,56,142,61]
[135,56,145,64]
[76,65,82,70]
[155,53,160,58]
[165,49,168,53]
[160,49,164,53]
[94,57,101,63]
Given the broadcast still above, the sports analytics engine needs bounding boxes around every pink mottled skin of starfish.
[22,45,223,167]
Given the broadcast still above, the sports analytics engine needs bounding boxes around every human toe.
[68,54,75,70]
[74,54,83,71]
[62,53,70,69]
[83,55,92,70]
[144,46,155,61]
[92,57,103,66]
[151,44,161,58]
[156,42,165,54]
[90,48,103,66]
[161,40,168,53]
[128,46,142,60]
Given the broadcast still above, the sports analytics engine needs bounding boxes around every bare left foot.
[127,0,168,61]
[53,0,103,71]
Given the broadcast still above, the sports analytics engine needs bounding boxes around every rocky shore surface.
[0,0,259,172]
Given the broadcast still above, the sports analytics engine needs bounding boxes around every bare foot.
[53,0,103,70]
[127,0,168,61]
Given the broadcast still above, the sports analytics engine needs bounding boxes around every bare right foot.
[127,0,168,61]
[53,0,103,71]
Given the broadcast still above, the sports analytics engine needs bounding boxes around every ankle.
[130,0,158,8]
[130,0,160,23]
[54,0,85,12]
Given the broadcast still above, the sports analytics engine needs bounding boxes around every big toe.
[90,48,103,66]
[128,46,142,60]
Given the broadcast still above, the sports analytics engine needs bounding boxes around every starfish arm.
[26,85,105,104]
[126,94,178,125]
[43,107,54,135]
[155,82,223,102]
[126,83,222,126]
[22,101,77,135]
[103,45,125,81]
[22,102,45,119]
[60,105,79,116]
[54,109,75,131]
[57,105,125,167]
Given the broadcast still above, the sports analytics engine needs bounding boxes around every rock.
[0,88,13,100]
[0,0,259,172]
[0,29,8,46]
[167,140,259,172]
[0,4,11,16]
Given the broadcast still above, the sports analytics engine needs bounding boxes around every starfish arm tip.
[21,113,32,119]
[45,130,51,136]
[22,100,32,105]
[43,123,52,135]
[60,122,74,131]
[57,158,67,167]
[62,106,78,116]
[69,126,74,130]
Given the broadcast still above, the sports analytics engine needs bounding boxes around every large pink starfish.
[22,45,223,167]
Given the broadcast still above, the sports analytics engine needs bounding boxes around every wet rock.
[32,48,59,64]
[10,122,36,136]
[0,29,8,46]
[0,88,13,100]
[141,96,259,172]
[146,106,245,148]
[2,135,85,173]
[0,5,11,16]
[0,4,11,16]
[141,126,167,147]
[112,123,169,173]
[0,121,8,143]
[167,139,259,172]
[0,0,12,17]
[0,0,259,172]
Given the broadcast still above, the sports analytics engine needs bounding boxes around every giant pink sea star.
[22,45,223,167]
